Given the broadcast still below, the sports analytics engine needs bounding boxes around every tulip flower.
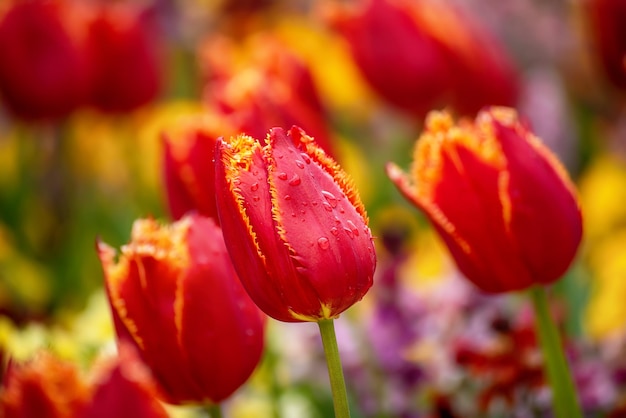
[84,3,162,113]
[215,126,376,323]
[80,343,168,418]
[0,0,89,121]
[0,352,91,418]
[216,125,375,418]
[386,107,582,293]
[387,107,584,418]
[97,214,265,405]
[325,0,519,116]
[587,0,626,91]
[162,115,230,221]
[203,36,336,156]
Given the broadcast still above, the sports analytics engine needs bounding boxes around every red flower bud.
[162,116,228,221]
[326,0,518,116]
[215,126,376,322]
[0,352,90,418]
[80,344,168,418]
[386,108,582,293]
[98,214,265,404]
[587,0,626,91]
[203,36,336,156]
[84,4,162,113]
[0,0,90,121]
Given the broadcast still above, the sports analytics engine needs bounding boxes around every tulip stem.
[204,404,223,418]
[529,286,582,418]
[318,319,351,418]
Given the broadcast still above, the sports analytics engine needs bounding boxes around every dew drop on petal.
[289,174,301,186]
[251,182,259,191]
[330,227,339,236]
[347,220,359,236]
[318,237,330,250]
[321,191,338,208]
[253,196,260,202]
[344,227,354,239]
[278,172,288,180]
[300,153,311,164]
[285,194,292,201]
[295,160,305,169]
[323,202,333,212]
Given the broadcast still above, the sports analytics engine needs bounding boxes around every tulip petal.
[493,119,583,283]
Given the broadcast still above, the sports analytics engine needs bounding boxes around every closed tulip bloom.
[386,108,582,293]
[325,0,519,116]
[215,126,376,322]
[0,352,91,418]
[0,0,89,121]
[85,3,162,113]
[587,0,626,91]
[162,116,229,221]
[80,344,168,418]
[98,214,265,404]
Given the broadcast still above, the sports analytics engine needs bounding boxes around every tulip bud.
[386,108,582,293]
[162,115,229,221]
[0,352,91,418]
[98,214,265,404]
[215,126,376,322]
[84,3,162,113]
[0,0,89,121]
[203,36,336,156]
[80,343,168,418]
[587,0,626,91]
[325,0,519,116]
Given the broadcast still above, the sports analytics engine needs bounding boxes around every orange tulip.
[98,214,265,404]
[386,108,582,293]
[215,126,376,322]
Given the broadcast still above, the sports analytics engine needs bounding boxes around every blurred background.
[0,0,625,416]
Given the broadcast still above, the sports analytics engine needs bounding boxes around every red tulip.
[162,116,228,221]
[79,344,168,418]
[98,214,265,404]
[203,36,336,156]
[326,0,519,116]
[215,126,376,322]
[386,108,582,293]
[587,0,626,91]
[0,352,90,418]
[84,3,162,113]
[0,0,89,121]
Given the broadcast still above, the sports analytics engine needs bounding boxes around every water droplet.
[318,237,330,250]
[300,210,306,215]
[312,201,318,206]
[285,194,292,201]
[323,202,333,212]
[347,220,359,236]
[288,174,301,186]
[295,160,305,169]
[339,207,345,213]
[251,182,259,191]
[321,191,338,208]
[300,153,311,164]
[278,172,288,180]
[252,169,259,176]
[253,196,260,202]
[344,227,354,239]
[291,212,297,217]
[330,227,339,236]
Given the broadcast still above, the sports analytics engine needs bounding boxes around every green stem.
[529,286,582,418]
[203,404,223,418]
[318,319,351,418]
